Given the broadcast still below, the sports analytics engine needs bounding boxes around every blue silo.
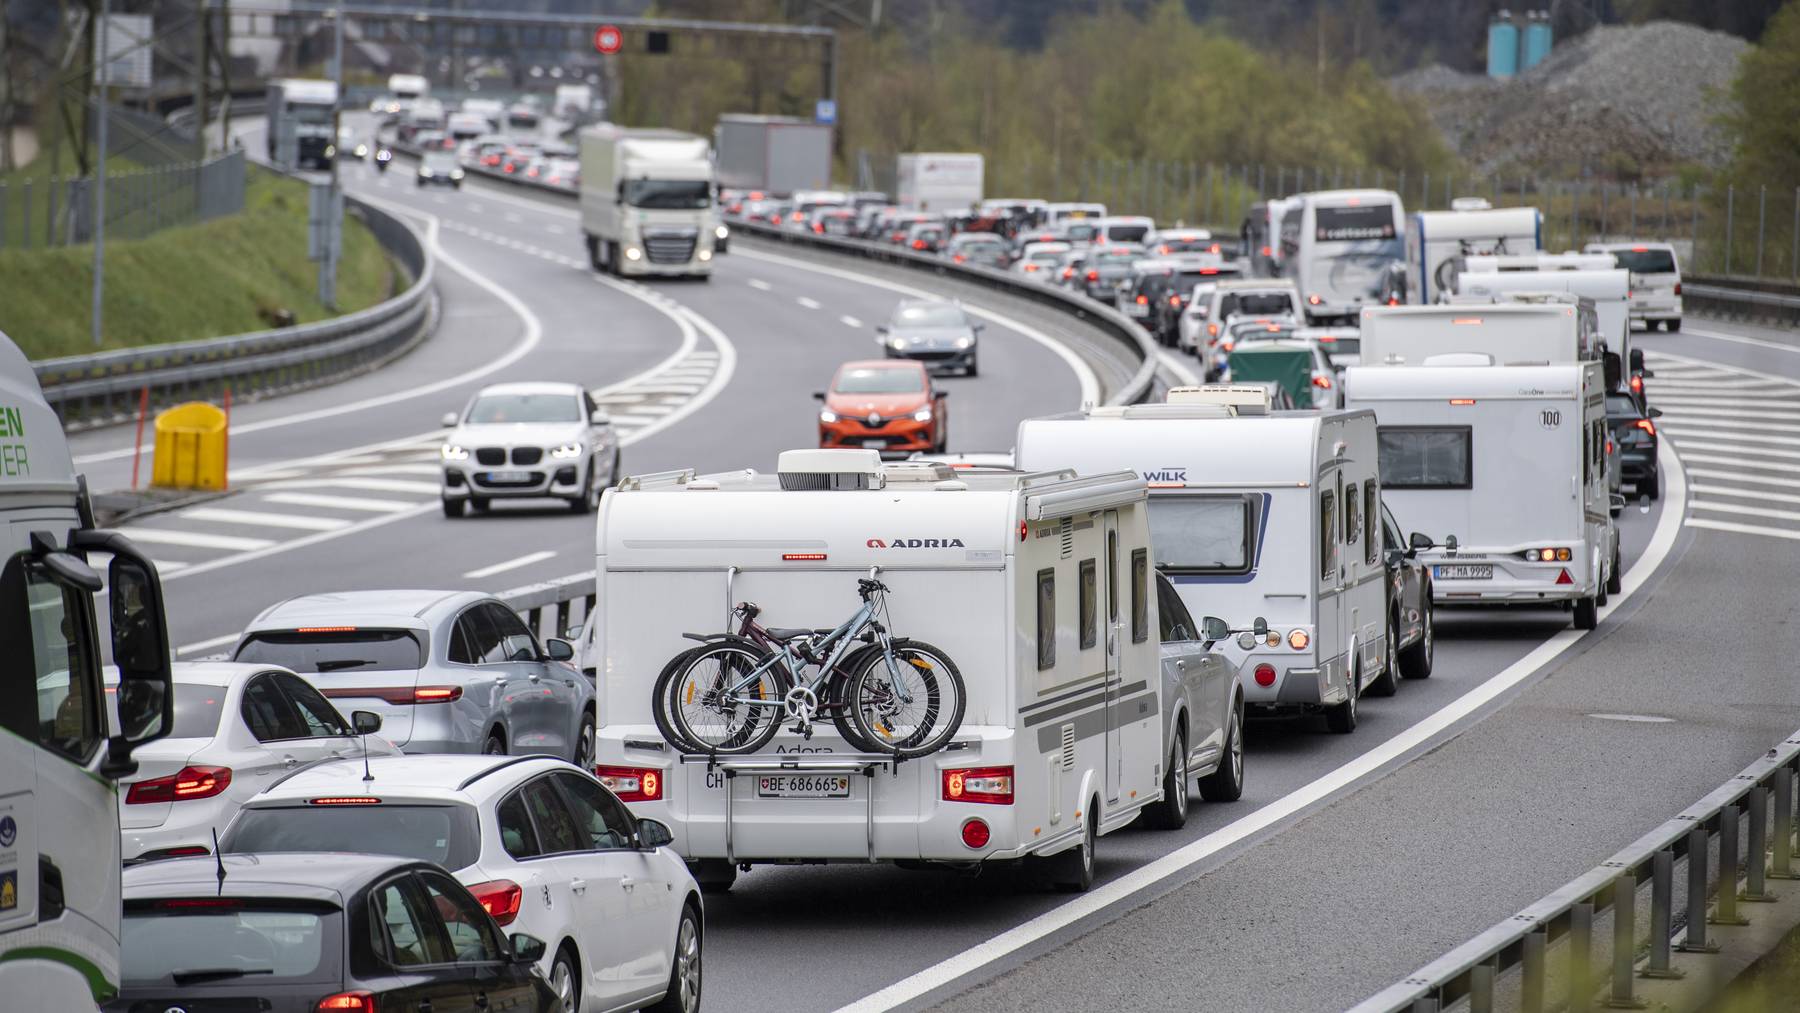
[1521,11,1554,71]
[1487,11,1520,79]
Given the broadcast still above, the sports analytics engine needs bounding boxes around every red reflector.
[1019,521,1028,542]
[782,553,827,561]
[317,990,376,1011]
[127,765,232,805]
[466,879,523,926]
[308,797,382,805]
[1253,664,1276,687]
[1555,569,1574,586]
[961,818,991,849]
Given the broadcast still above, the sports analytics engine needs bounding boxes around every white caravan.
[1463,252,1617,274]
[0,330,174,1007]
[1454,268,1630,356]
[1356,302,1605,369]
[1277,189,1407,325]
[1406,205,1543,303]
[592,451,1241,891]
[1344,351,1618,630]
[1016,390,1392,732]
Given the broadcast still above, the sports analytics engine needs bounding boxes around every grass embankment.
[0,165,394,361]
[1706,921,1800,1012]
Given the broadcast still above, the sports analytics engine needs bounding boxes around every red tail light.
[527,167,539,177]
[912,239,927,249]
[1085,270,1099,282]
[317,994,377,1012]
[320,686,461,705]
[1261,245,1272,257]
[1635,418,1657,437]
[1210,243,1221,253]
[1629,375,1644,395]
[1674,283,1682,296]
[1307,294,1323,306]
[466,879,522,926]
[503,164,515,173]
[954,254,966,263]
[1135,295,1148,305]
[126,765,232,805]
[595,765,664,802]
[1253,664,1276,687]
[1387,296,1400,306]
[1169,296,1182,308]
[1606,438,1615,455]
[943,766,1014,804]
[813,223,825,234]
[1312,375,1333,389]
[1023,264,1039,272]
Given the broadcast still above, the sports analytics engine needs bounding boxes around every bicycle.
[652,579,966,759]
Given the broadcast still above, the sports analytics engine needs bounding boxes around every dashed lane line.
[463,550,559,580]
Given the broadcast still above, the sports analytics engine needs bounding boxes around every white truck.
[1017,388,1393,732]
[591,450,1244,892]
[715,115,833,195]
[0,330,175,1007]
[897,152,984,213]
[1406,204,1543,303]
[264,78,338,171]
[554,83,596,122]
[579,125,716,279]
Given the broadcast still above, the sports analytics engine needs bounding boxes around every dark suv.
[1606,392,1663,499]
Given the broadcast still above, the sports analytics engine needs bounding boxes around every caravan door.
[1317,473,1347,697]
[1102,510,1123,804]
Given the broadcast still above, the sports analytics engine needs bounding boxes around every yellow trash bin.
[151,402,229,491]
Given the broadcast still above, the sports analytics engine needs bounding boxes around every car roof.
[250,753,571,803]
[837,358,925,374]
[123,851,423,902]
[249,589,482,629]
[101,660,287,688]
[473,381,585,397]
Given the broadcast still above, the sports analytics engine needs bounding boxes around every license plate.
[861,438,889,448]
[1435,564,1493,580]
[486,470,530,483]
[757,774,851,799]
[1127,304,1149,317]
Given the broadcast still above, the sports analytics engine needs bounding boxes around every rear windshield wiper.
[172,967,275,984]
[314,659,374,672]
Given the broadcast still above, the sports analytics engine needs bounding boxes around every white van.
[1046,201,1108,226]
[591,451,1243,892]
[1016,391,1393,732]
[1096,215,1157,245]
[1197,278,1305,365]
[1343,355,1618,630]
[1406,205,1543,304]
[1586,241,1684,331]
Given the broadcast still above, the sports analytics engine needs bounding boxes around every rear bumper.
[1428,557,1595,602]
[890,348,976,373]
[1630,297,1682,322]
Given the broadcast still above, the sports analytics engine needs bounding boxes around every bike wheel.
[651,645,709,752]
[845,639,966,759]
[827,644,891,753]
[663,643,788,756]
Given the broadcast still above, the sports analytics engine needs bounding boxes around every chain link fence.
[0,149,246,250]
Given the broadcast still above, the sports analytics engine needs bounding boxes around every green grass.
[1707,920,1800,1013]
[0,165,395,361]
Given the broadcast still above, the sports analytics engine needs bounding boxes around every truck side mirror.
[108,554,173,746]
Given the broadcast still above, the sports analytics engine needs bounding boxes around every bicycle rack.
[680,752,899,864]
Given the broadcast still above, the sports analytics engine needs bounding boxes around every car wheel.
[689,859,736,894]
[610,449,622,484]
[1644,470,1661,500]
[441,497,463,519]
[568,470,596,514]
[1369,617,1400,697]
[551,945,580,1013]
[1667,319,1682,333]
[1573,596,1599,630]
[966,358,979,377]
[646,904,702,1013]
[1142,726,1188,830]
[1050,807,1097,893]
[483,729,506,755]
[586,235,603,271]
[1325,663,1358,734]
[1198,699,1244,802]
[1607,548,1623,596]
[1399,598,1434,679]
[573,710,595,768]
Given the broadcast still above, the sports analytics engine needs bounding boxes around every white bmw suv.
[220,753,702,1013]
[440,381,621,517]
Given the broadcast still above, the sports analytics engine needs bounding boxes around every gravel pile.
[1395,21,1749,176]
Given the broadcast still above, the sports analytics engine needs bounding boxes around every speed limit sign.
[594,24,623,55]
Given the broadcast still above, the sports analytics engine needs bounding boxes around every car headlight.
[819,410,839,423]
[451,169,464,178]
[889,338,908,351]
[698,249,713,262]
[913,407,933,422]
[715,224,730,240]
[625,247,643,261]
[442,444,470,461]
[955,336,974,349]
[550,443,584,460]
[418,168,429,176]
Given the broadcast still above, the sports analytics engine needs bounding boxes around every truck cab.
[579,126,716,279]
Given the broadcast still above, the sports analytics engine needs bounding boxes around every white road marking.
[117,528,276,551]
[841,315,864,329]
[797,296,822,310]
[262,492,420,513]
[1686,498,1800,523]
[179,507,353,532]
[1661,425,1800,446]
[545,224,567,235]
[263,477,443,495]
[467,203,484,213]
[748,279,773,291]
[1684,465,1800,486]
[176,633,242,656]
[1651,400,1800,417]
[1664,440,1800,462]
[504,212,523,224]
[1685,326,1800,356]
[462,550,559,580]
[1690,484,1800,508]
[339,463,443,477]
[835,441,1692,1013]
[1686,517,1800,541]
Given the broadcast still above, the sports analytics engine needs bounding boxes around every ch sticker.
[0,870,16,911]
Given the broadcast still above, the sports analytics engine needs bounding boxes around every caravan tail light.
[1287,629,1310,651]
[465,880,522,926]
[1207,323,1220,337]
[943,766,1014,805]
[1307,294,1322,306]
[596,765,663,802]
[1252,664,1276,687]
[1523,547,1572,562]
[1312,375,1333,389]
[1449,399,1477,406]
[127,766,232,804]
[960,818,991,849]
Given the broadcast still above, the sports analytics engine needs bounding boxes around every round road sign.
[594,25,623,55]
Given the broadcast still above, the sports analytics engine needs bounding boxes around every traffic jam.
[9,86,1683,1013]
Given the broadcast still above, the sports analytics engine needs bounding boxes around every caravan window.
[1036,569,1056,671]
[1320,492,1338,581]
[1344,484,1360,547]
[1078,560,1098,651]
[1364,485,1380,564]
[1107,531,1120,623]
[1130,549,1150,644]
[1378,427,1473,490]
[1146,496,1255,574]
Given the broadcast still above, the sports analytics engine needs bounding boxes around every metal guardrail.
[1353,728,1800,1012]
[1684,276,1800,328]
[500,570,597,645]
[33,192,435,431]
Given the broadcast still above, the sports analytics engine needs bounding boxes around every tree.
[1720,0,1800,187]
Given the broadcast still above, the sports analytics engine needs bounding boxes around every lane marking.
[261,477,443,495]
[262,491,419,513]
[841,315,864,329]
[1684,466,1800,486]
[748,279,773,291]
[1686,517,1800,542]
[1687,498,1800,522]
[176,633,241,656]
[1662,424,1800,445]
[1691,483,1800,506]
[738,247,1103,407]
[463,550,558,580]
[836,440,1691,1013]
[1653,402,1800,418]
[1685,326,1800,356]
[1664,440,1800,463]
[179,507,353,532]
[797,296,822,310]
[117,528,276,552]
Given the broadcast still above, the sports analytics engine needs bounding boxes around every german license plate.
[486,470,530,483]
[757,774,851,799]
[1126,303,1149,317]
[1435,564,1493,580]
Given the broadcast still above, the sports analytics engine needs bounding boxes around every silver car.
[440,381,619,517]
[234,590,595,765]
[878,298,982,376]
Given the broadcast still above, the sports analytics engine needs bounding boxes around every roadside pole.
[319,1,344,309]
[91,0,110,347]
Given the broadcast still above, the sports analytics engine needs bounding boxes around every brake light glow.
[126,765,232,805]
[1629,375,1644,394]
[782,553,827,562]
[912,240,927,249]
[1207,323,1219,337]
[1210,244,1221,253]
[319,686,461,705]
[1200,267,1219,275]
[296,626,358,633]
[1169,296,1183,307]
[943,766,1014,804]
[1449,399,1477,406]
[954,254,966,263]
[814,223,826,234]
[1253,664,1276,687]
[1085,270,1099,282]
[466,880,523,926]
[1288,629,1310,651]
[1316,334,1336,343]
[316,993,376,1012]
[157,897,242,909]
[1387,296,1400,306]
[412,686,462,702]
[961,818,992,849]
[1452,318,1483,325]
[1135,295,1148,305]
[1261,246,1271,257]
[1307,294,1322,306]
[1631,245,1649,252]
[308,796,382,805]
[596,765,664,802]
[1312,375,1333,389]
[1635,418,1657,437]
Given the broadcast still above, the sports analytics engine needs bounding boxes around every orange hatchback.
[816,360,948,455]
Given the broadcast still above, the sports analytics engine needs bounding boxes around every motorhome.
[1463,252,1617,274]
[1406,204,1543,304]
[264,78,338,170]
[1344,320,1618,629]
[579,125,716,278]
[1356,302,1604,368]
[387,73,428,103]
[1277,189,1406,324]
[0,330,174,1007]
[1454,268,1631,360]
[591,450,1242,891]
[1016,389,1392,732]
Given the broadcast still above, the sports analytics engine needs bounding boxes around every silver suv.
[440,381,620,517]
[233,590,595,765]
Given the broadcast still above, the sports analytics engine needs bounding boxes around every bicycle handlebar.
[857,578,889,599]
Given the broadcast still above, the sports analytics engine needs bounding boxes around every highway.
[50,129,1800,1011]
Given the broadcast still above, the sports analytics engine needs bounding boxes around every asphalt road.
[61,138,1800,1012]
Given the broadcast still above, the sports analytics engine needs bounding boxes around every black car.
[111,853,559,1013]
[417,151,464,189]
[1606,392,1663,499]
[1379,502,1435,685]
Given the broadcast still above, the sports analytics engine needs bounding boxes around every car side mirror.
[1200,616,1230,643]
[637,817,674,849]
[1409,531,1434,550]
[563,623,584,641]
[972,323,986,333]
[440,411,459,428]
[813,391,826,401]
[509,933,548,964]
[934,391,947,400]
[352,710,383,735]
[544,638,575,662]
[1648,407,1663,418]
[1640,368,1655,378]
[590,410,611,426]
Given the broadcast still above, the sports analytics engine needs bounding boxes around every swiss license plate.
[1126,303,1149,317]
[486,470,530,483]
[757,774,851,799]
[1435,564,1494,580]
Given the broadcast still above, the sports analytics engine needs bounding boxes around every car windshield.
[835,367,923,394]
[895,305,967,328]
[466,393,580,424]
[1063,224,1099,242]
[121,905,338,987]
[235,630,424,674]
[1611,248,1678,274]
[422,152,456,169]
[1233,324,1297,343]
[1220,292,1296,317]
[1147,496,1252,572]
[623,179,711,209]
[221,803,482,871]
[1310,248,1402,301]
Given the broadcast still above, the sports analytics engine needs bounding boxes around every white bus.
[1406,205,1543,304]
[0,331,174,1007]
[1278,189,1407,325]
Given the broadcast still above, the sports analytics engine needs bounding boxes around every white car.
[440,381,621,517]
[114,661,401,863]
[220,754,702,1013]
